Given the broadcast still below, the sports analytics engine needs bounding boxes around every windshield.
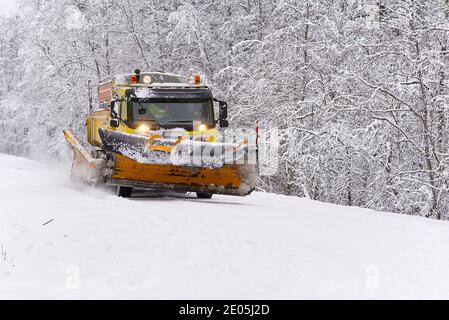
[128,99,214,127]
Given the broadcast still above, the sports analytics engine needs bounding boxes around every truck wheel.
[196,192,213,199]
[117,186,133,198]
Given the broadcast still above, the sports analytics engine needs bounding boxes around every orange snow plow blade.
[108,154,257,196]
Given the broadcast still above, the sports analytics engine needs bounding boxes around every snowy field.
[1,153,449,299]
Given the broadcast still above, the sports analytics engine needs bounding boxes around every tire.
[117,186,133,198]
[196,192,213,199]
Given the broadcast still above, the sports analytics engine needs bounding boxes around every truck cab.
[87,70,229,148]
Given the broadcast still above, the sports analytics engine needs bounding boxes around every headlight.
[198,124,207,132]
[137,124,150,134]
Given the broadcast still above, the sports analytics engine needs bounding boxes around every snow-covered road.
[1,153,449,299]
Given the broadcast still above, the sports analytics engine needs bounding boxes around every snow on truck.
[64,70,258,198]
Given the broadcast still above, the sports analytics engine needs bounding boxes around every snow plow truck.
[64,70,258,198]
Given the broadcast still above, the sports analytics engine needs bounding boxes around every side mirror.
[110,101,117,118]
[219,119,229,128]
[110,119,119,128]
[218,101,228,120]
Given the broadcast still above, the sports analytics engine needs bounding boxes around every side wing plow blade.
[63,130,105,184]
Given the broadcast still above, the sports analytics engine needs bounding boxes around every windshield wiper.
[166,120,200,123]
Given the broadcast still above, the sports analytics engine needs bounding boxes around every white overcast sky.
[0,0,17,16]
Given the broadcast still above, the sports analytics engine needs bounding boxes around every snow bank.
[1,153,449,299]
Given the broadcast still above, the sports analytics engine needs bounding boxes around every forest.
[1,0,449,219]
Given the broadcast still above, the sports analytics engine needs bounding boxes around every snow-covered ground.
[1,153,449,299]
